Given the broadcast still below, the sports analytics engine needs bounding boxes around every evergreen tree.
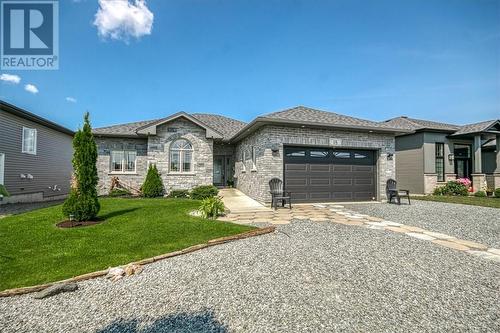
[141,164,164,197]
[62,112,100,221]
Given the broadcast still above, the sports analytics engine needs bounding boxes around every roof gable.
[451,119,500,136]
[135,112,224,139]
[383,117,460,132]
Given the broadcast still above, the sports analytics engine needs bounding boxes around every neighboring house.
[384,116,500,194]
[93,106,407,203]
[0,100,74,205]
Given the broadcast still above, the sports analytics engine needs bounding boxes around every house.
[93,106,408,203]
[384,116,500,194]
[0,100,74,204]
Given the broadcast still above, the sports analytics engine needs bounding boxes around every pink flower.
[457,178,471,187]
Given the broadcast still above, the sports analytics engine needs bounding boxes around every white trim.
[21,127,37,155]
[0,153,5,185]
[251,146,257,170]
[110,150,137,174]
[169,139,194,173]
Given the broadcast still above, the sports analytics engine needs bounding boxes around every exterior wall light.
[448,153,454,162]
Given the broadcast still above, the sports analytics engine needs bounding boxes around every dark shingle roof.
[191,114,247,139]
[451,119,500,136]
[383,117,460,132]
[93,113,246,140]
[93,119,158,136]
[261,106,399,130]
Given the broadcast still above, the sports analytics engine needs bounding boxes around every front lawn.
[413,195,500,208]
[0,198,254,291]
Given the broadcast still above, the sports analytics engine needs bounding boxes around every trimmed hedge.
[433,181,468,196]
[474,191,486,198]
[168,189,189,198]
[190,185,219,200]
[495,188,500,198]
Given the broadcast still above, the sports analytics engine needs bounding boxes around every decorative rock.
[124,264,143,276]
[33,283,78,299]
[106,267,126,282]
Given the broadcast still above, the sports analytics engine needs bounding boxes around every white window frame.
[242,150,247,172]
[110,150,137,174]
[0,153,5,185]
[251,146,257,170]
[22,127,37,155]
[169,139,194,173]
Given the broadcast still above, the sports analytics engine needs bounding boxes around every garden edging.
[0,226,276,298]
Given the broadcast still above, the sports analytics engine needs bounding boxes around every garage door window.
[354,152,369,159]
[286,149,306,157]
[310,150,329,158]
[333,151,350,159]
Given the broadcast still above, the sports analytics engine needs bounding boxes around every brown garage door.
[284,146,377,203]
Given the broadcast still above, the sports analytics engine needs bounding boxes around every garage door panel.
[309,164,330,172]
[309,192,332,200]
[284,147,376,203]
[285,178,307,186]
[285,164,307,171]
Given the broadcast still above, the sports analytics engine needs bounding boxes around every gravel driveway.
[345,200,500,248]
[1,220,499,332]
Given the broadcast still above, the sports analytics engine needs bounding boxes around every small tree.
[141,164,164,197]
[62,112,100,221]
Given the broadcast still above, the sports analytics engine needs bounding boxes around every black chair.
[269,178,292,210]
[386,179,410,205]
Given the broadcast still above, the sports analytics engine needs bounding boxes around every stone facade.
[96,118,213,195]
[233,125,396,203]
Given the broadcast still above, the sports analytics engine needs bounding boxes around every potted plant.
[486,187,494,197]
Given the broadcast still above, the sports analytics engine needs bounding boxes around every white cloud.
[66,96,77,103]
[25,84,39,94]
[0,74,21,84]
[94,0,154,42]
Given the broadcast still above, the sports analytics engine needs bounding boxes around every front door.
[454,144,472,179]
[213,156,225,186]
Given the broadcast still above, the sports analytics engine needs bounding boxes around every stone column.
[424,174,438,194]
[471,134,485,192]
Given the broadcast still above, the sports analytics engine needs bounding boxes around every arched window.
[170,139,193,173]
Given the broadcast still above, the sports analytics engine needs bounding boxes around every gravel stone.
[345,200,500,248]
[0,221,499,332]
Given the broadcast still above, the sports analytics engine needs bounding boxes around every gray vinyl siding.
[0,110,73,197]
[423,133,454,175]
[395,133,424,194]
[482,150,496,174]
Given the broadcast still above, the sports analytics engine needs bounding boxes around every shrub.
[109,188,131,197]
[190,185,219,200]
[62,113,100,221]
[0,184,10,197]
[434,181,468,196]
[199,196,225,219]
[168,189,189,198]
[495,188,500,198]
[433,186,444,196]
[141,164,164,198]
[474,191,486,197]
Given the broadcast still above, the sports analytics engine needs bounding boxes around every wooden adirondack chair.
[386,179,410,205]
[269,178,292,210]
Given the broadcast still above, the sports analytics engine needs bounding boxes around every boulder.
[33,283,78,299]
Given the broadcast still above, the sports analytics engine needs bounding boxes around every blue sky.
[1,0,499,130]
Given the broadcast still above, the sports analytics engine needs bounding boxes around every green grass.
[0,198,254,291]
[412,195,500,208]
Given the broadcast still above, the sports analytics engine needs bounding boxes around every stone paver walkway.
[219,202,500,263]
